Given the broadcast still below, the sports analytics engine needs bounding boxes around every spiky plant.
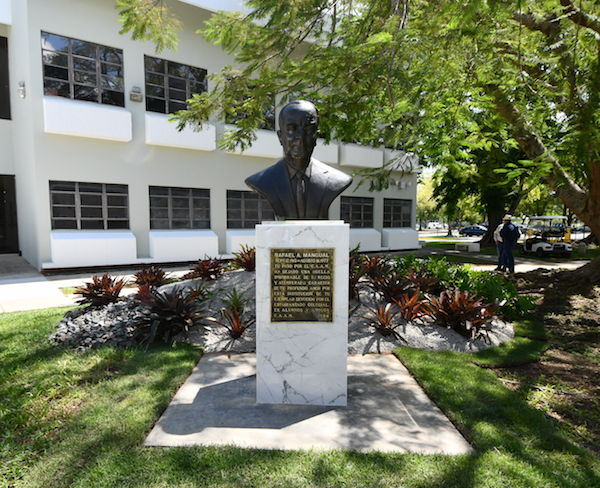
[392,294,434,322]
[205,288,255,339]
[74,274,125,307]
[183,257,223,281]
[360,303,405,341]
[133,266,172,288]
[230,245,256,272]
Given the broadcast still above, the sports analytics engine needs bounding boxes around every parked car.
[459,225,488,237]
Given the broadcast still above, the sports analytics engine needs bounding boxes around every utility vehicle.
[519,216,572,257]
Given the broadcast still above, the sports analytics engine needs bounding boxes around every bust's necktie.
[294,174,306,219]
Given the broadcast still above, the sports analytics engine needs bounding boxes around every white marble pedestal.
[255,221,349,406]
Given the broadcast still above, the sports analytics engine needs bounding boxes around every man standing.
[245,100,353,220]
[500,214,520,273]
[493,221,505,271]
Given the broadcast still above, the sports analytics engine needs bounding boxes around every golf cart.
[519,216,573,258]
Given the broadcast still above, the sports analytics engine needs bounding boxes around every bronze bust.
[245,100,353,220]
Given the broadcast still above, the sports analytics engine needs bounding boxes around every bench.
[455,242,480,252]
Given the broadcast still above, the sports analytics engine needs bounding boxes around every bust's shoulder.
[245,159,286,187]
[312,159,353,189]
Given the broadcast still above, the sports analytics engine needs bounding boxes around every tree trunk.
[488,84,600,249]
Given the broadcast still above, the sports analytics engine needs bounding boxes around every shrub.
[74,274,125,307]
[133,266,172,288]
[391,253,421,275]
[360,302,405,340]
[206,288,255,339]
[428,289,498,340]
[230,245,256,272]
[133,288,208,350]
[183,257,223,281]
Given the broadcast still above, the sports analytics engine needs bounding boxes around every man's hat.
[503,214,512,220]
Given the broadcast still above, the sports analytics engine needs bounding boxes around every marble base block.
[255,221,349,406]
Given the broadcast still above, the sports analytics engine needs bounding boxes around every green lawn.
[1,308,599,487]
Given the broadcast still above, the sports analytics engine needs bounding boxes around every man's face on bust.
[277,101,319,171]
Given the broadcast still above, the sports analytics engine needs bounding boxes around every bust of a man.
[245,100,353,220]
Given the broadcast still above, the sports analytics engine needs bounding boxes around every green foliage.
[133,288,208,349]
[206,288,255,339]
[74,273,125,307]
[115,0,180,53]
[428,289,498,340]
[230,244,256,272]
[184,257,224,281]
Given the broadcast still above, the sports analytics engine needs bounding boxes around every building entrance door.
[0,175,19,253]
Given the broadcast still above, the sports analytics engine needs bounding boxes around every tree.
[118,0,600,279]
[416,174,442,229]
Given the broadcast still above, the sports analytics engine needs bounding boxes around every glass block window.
[340,196,374,228]
[227,190,275,229]
[41,32,124,107]
[144,55,207,114]
[149,186,210,230]
[50,181,129,230]
[384,198,412,228]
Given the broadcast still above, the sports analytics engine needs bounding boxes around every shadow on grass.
[395,347,600,488]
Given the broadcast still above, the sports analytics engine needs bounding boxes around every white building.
[0,0,420,271]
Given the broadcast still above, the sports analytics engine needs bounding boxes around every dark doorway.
[0,176,19,253]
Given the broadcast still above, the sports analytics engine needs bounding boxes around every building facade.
[0,0,420,271]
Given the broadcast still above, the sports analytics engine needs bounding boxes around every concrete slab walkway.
[144,353,474,454]
[0,255,75,312]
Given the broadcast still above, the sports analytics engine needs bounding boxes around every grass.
[2,308,600,487]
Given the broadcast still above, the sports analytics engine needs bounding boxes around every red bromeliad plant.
[428,289,498,340]
[74,273,125,307]
[363,255,392,281]
[230,245,256,272]
[133,288,208,350]
[407,265,441,294]
[133,266,172,288]
[360,302,405,341]
[370,270,414,303]
[392,294,434,322]
[183,257,223,281]
[205,288,255,339]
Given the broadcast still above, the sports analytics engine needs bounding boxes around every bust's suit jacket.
[245,158,353,220]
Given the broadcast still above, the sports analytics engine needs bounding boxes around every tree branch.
[560,0,600,35]
[513,11,560,37]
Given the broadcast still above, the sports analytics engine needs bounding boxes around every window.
[149,186,210,229]
[227,190,274,229]
[0,37,10,120]
[144,55,207,114]
[341,196,374,228]
[384,199,412,228]
[50,181,129,230]
[41,32,124,106]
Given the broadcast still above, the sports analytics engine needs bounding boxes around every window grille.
[144,55,207,114]
[149,186,210,230]
[42,32,124,106]
[50,181,129,230]
[383,199,412,228]
[227,190,274,229]
[0,37,10,120]
[340,196,374,228]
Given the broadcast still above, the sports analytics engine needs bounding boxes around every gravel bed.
[50,269,514,353]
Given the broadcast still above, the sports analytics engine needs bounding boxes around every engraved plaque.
[271,248,334,322]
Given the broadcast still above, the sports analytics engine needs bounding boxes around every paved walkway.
[145,353,474,454]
